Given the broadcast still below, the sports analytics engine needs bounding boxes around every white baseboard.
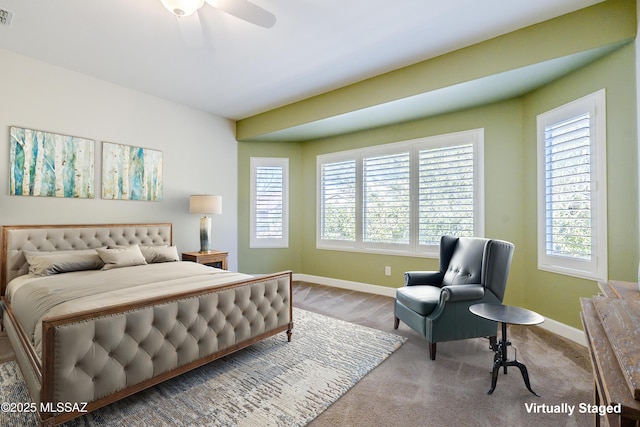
[536,317,586,346]
[292,273,586,347]
[294,274,397,298]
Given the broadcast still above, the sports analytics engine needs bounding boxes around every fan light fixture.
[159,0,276,35]
[160,0,204,17]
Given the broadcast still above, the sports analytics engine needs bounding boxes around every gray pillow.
[96,246,147,270]
[24,250,104,277]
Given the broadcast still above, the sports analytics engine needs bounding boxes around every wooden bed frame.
[1,223,293,426]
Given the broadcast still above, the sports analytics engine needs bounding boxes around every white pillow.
[96,246,147,270]
[140,245,180,263]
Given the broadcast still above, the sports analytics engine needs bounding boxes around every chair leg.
[489,335,497,352]
[393,317,400,329]
[429,342,436,360]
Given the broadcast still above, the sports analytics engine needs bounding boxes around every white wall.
[0,49,239,270]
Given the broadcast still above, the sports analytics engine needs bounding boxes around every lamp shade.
[189,195,222,215]
[189,194,222,214]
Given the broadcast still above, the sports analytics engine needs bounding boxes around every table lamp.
[189,195,222,252]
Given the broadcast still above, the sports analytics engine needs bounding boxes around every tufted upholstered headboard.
[1,223,172,295]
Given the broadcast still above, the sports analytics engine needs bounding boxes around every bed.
[0,223,293,426]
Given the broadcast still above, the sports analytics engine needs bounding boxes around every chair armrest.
[404,271,443,286]
[441,284,485,302]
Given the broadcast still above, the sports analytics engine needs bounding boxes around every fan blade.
[204,0,276,28]
[177,11,204,48]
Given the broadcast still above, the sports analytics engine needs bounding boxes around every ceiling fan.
[159,0,275,46]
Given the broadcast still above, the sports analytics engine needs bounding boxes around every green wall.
[237,0,639,329]
[297,100,526,307]
[237,142,303,273]
[521,43,638,326]
[238,44,638,329]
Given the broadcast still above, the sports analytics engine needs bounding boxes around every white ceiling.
[0,0,604,123]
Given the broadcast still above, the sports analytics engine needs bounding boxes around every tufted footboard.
[34,271,293,426]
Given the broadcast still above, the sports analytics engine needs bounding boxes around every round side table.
[469,303,544,396]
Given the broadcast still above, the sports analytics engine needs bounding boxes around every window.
[317,129,484,256]
[419,143,476,245]
[250,157,289,248]
[363,151,411,245]
[537,90,607,281]
[319,159,356,242]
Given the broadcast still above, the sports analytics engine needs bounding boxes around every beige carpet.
[293,282,594,427]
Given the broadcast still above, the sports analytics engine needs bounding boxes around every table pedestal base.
[488,322,540,397]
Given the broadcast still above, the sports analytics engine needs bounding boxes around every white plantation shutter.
[320,160,356,241]
[419,144,474,245]
[537,89,607,281]
[543,113,591,259]
[363,152,410,244]
[317,129,484,256]
[251,158,288,248]
[256,166,284,238]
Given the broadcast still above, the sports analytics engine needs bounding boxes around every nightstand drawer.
[182,251,228,270]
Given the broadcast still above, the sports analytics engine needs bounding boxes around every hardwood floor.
[293,281,395,331]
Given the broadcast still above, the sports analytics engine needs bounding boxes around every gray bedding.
[8,262,252,358]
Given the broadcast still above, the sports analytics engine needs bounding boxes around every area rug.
[0,308,405,427]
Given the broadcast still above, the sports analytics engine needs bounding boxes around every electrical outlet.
[385,266,391,276]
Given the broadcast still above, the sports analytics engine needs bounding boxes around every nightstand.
[182,250,228,270]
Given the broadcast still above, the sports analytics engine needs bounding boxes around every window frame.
[536,89,607,281]
[316,128,484,257]
[250,157,289,249]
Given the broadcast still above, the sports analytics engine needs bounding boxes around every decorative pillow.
[24,250,104,277]
[140,245,180,263]
[96,245,147,270]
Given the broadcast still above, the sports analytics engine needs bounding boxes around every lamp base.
[199,216,212,252]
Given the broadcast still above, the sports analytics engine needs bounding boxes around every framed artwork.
[102,142,163,201]
[9,126,95,198]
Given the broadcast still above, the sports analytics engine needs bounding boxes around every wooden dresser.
[581,281,640,427]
